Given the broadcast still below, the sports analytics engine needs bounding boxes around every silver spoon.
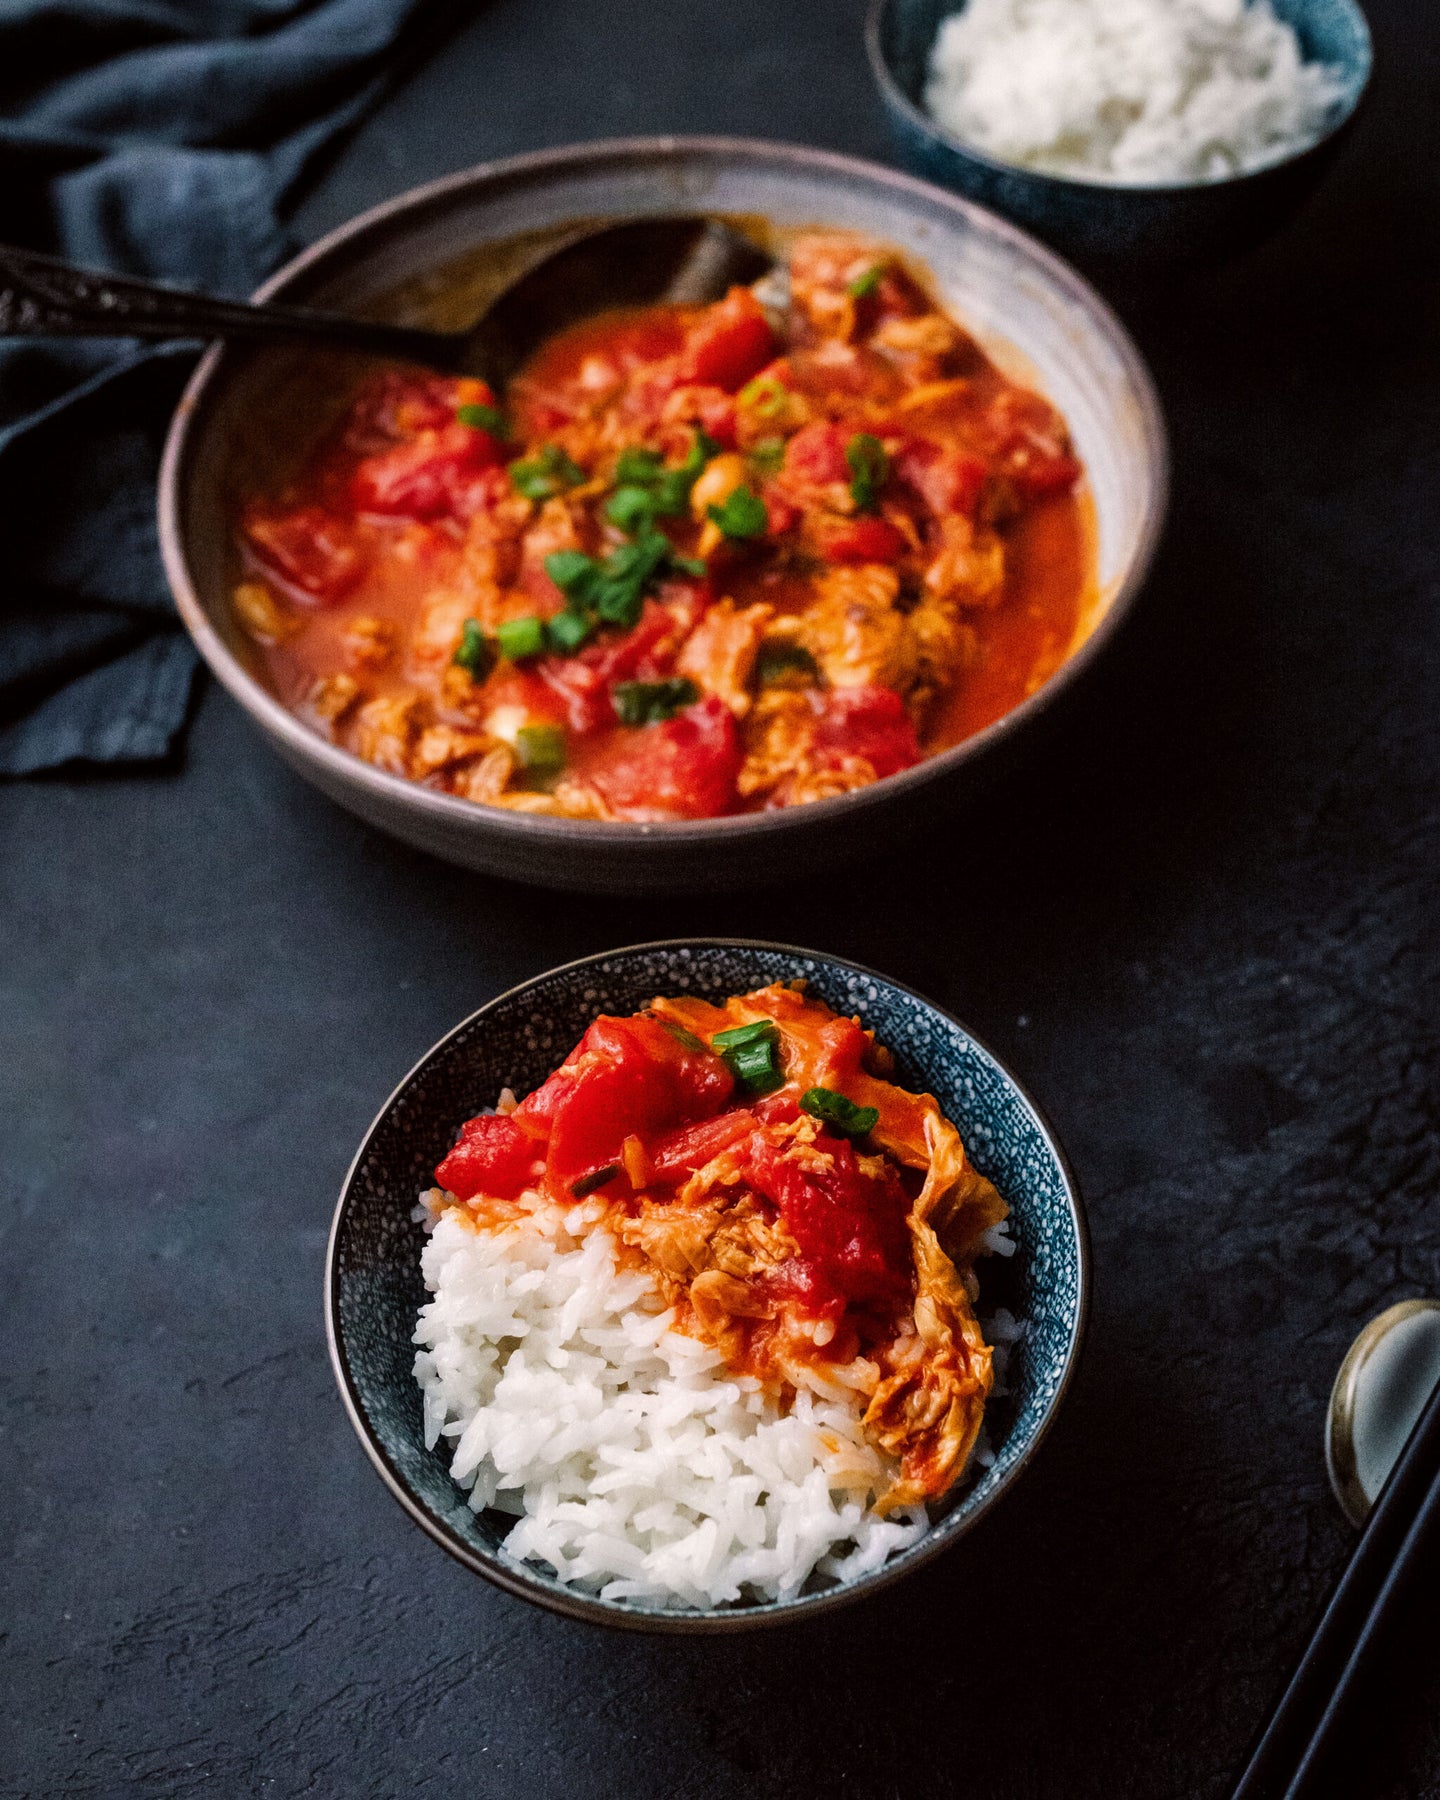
[0,216,775,390]
[1326,1297,1440,1525]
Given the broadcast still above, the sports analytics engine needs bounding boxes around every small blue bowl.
[326,940,1090,1631]
[867,0,1373,267]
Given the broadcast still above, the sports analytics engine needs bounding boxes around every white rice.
[412,1193,943,1608]
[924,0,1349,186]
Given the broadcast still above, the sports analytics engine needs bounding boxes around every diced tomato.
[896,438,987,518]
[752,1093,801,1126]
[815,515,908,565]
[434,1113,538,1201]
[809,686,921,781]
[982,390,1081,499]
[781,420,852,489]
[678,288,777,393]
[583,696,742,820]
[538,600,678,734]
[342,369,465,453]
[748,1130,913,1309]
[665,385,740,450]
[243,505,365,604]
[538,1014,734,1199]
[647,1110,757,1185]
[350,420,506,521]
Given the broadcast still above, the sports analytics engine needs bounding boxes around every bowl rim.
[324,935,1092,1632]
[864,0,1375,197]
[159,134,1168,854]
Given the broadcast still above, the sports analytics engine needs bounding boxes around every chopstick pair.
[1228,1372,1440,1799]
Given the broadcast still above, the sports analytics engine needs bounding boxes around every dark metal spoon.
[0,217,774,390]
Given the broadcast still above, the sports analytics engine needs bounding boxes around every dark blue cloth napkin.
[0,0,433,774]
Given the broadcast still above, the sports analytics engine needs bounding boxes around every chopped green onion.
[495,615,546,661]
[846,433,889,514]
[456,401,511,439]
[510,444,586,501]
[607,432,717,532]
[846,264,884,300]
[713,1020,784,1095]
[669,552,708,577]
[515,723,566,773]
[615,446,665,486]
[800,1086,879,1139]
[451,617,495,680]
[754,641,818,686]
[546,609,594,654]
[738,372,789,418]
[569,1163,619,1197]
[594,529,671,625]
[606,485,658,533]
[613,676,699,726]
[659,1021,708,1053]
[749,437,786,476]
[707,485,767,541]
[712,1020,778,1051]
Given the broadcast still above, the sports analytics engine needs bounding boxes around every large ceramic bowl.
[326,939,1089,1631]
[160,137,1166,893]
[868,0,1373,267]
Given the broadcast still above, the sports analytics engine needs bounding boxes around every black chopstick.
[1228,1371,1440,1799]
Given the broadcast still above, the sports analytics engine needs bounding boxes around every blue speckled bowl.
[325,941,1089,1631]
[867,0,1373,267]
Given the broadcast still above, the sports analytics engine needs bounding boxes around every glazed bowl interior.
[162,139,1166,890]
[326,940,1089,1631]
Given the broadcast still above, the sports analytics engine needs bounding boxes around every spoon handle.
[0,244,455,367]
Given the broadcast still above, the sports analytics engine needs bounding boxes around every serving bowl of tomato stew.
[161,138,1167,892]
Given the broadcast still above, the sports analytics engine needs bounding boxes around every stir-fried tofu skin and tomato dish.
[429,984,1007,1507]
[235,232,1090,820]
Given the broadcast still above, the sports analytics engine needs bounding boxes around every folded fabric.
[0,0,432,774]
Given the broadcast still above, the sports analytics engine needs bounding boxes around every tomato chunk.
[896,439,987,518]
[780,420,851,489]
[647,1110,758,1185]
[748,1130,913,1309]
[678,288,777,393]
[810,686,921,781]
[350,421,505,520]
[538,599,680,734]
[539,1014,734,1199]
[243,505,365,604]
[815,515,908,565]
[584,696,742,820]
[434,1113,538,1202]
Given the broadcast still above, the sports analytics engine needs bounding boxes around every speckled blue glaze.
[866,0,1373,266]
[326,941,1088,1632]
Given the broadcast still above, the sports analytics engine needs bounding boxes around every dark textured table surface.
[5,2,1438,1794]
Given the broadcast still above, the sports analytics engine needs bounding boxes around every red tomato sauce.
[231,232,1093,820]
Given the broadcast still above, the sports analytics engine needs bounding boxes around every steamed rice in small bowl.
[327,941,1088,1630]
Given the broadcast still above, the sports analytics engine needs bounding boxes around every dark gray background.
[4,0,1438,1794]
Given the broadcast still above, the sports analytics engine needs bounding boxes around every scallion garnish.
[606,432,717,534]
[451,617,495,680]
[456,401,511,440]
[612,677,699,726]
[749,437,786,476]
[707,485,767,541]
[800,1086,879,1139]
[738,372,789,418]
[495,615,546,661]
[515,723,566,773]
[754,641,818,686]
[712,1020,784,1095]
[545,609,594,654]
[846,433,889,514]
[569,1163,619,1197]
[510,444,586,501]
[846,264,884,300]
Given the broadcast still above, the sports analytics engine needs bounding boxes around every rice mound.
[924,0,1349,186]
[412,1194,931,1608]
